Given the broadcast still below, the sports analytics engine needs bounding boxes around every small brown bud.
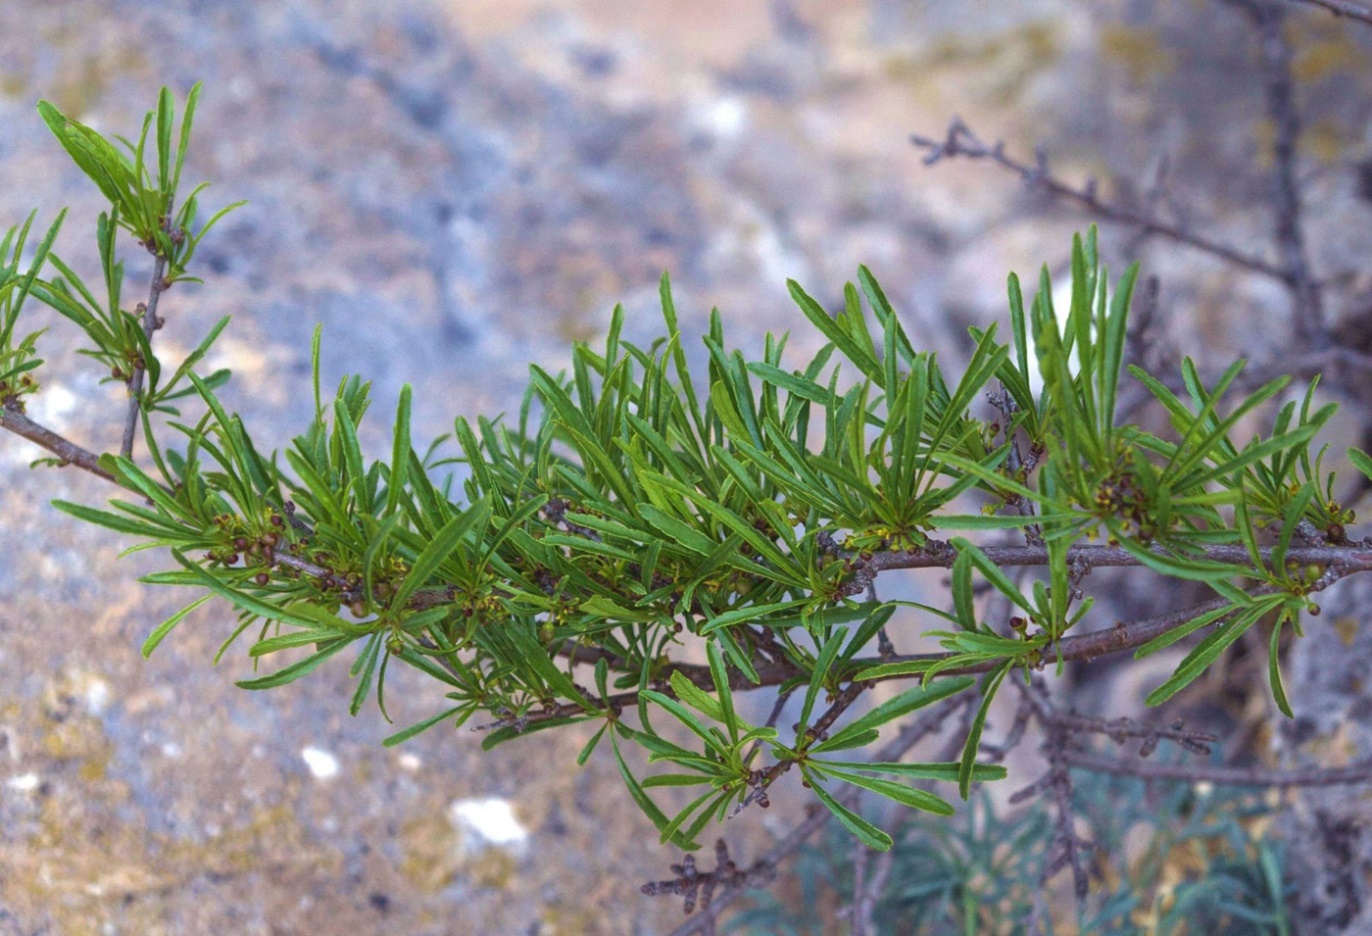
[254,573,270,586]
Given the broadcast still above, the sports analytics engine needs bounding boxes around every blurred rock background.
[1,0,1371,933]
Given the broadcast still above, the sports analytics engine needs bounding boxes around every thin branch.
[1225,0,1328,347]
[0,399,117,483]
[508,571,1358,732]
[848,843,894,936]
[910,119,1288,281]
[1042,718,1093,908]
[120,209,173,459]
[843,539,1372,579]
[1049,712,1217,757]
[1062,750,1372,787]
[1287,0,1372,27]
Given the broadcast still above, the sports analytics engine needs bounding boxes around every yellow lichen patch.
[1291,32,1365,84]
[1335,615,1359,647]
[882,21,1062,111]
[40,718,107,763]
[1099,25,1175,85]
[1306,118,1353,165]
[1,791,339,934]
[465,848,518,890]
[400,815,462,892]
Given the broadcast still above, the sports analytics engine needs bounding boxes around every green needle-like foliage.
[3,84,1369,857]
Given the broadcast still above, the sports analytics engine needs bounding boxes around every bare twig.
[0,399,117,483]
[642,840,755,917]
[1287,0,1372,28]
[910,119,1288,281]
[842,539,1372,580]
[848,843,895,936]
[1224,0,1328,348]
[1049,712,1218,757]
[1062,751,1372,787]
[1042,717,1094,908]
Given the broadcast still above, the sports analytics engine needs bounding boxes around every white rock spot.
[301,746,339,780]
[7,773,39,792]
[450,797,528,851]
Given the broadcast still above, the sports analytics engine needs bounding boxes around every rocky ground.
[2,0,1371,933]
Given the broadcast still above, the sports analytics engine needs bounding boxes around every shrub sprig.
[3,85,1371,854]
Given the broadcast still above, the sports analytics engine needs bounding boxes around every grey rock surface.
[1,0,1371,933]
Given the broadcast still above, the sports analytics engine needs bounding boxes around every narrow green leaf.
[383,705,465,747]
[1348,447,1372,485]
[644,688,728,757]
[334,398,371,514]
[804,770,892,850]
[960,660,1012,799]
[141,594,213,658]
[1146,604,1268,707]
[348,632,384,716]
[1269,614,1293,718]
[1133,602,1238,659]
[813,760,1007,783]
[52,499,169,538]
[612,731,701,851]
[706,640,739,742]
[818,677,975,751]
[386,384,412,516]
[666,672,725,724]
[951,538,1035,615]
[576,723,610,766]
[235,637,353,690]
[156,86,173,191]
[798,629,848,735]
[699,600,807,634]
[810,765,954,816]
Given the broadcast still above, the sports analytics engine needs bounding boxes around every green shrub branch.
[2,85,1369,853]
